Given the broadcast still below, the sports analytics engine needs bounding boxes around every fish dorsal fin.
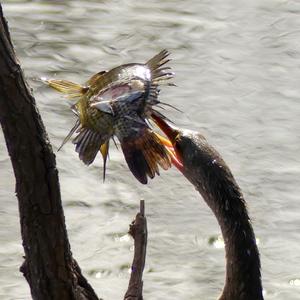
[86,71,107,86]
[146,49,175,85]
[43,78,88,99]
[146,49,170,70]
[144,50,177,114]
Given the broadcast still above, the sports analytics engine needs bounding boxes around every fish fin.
[151,109,175,124]
[147,84,160,106]
[146,49,170,71]
[86,71,107,86]
[112,136,119,150]
[91,101,114,115]
[158,101,183,113]
[72,128,109,165]
[145,50,175,114]
[58,119,81,151]
[121,128,171,184]
[100,141,110,182]
[146,49,174,84]
[43,78,88,98]
[70,104,79,116]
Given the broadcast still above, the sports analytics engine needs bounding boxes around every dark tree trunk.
[0,5,148,300]
[0,5,99,300]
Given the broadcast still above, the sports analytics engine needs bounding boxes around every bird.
[43,50,176,184]
[153,113,264,300]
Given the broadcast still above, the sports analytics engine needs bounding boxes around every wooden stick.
[124,200,148,300]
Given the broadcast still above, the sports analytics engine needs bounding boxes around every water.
[1,0,300,299]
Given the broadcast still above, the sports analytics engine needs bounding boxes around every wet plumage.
[44,50,174,184]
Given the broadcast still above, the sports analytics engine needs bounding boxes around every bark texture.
[124,200,147,300]
[0,5,147,300]
[0,5,98,300]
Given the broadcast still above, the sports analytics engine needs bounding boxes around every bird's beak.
[152,114,183,172]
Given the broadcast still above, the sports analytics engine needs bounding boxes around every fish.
[43,50,175,184]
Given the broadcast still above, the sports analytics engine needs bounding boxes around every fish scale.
[112,89,146,139]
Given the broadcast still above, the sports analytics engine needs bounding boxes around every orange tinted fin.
[100,140,110,181]
[120,128,171,184]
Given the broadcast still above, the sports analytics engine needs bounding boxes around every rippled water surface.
[1,0,300,299]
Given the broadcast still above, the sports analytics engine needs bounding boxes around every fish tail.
[42,78,87,99]
[146,49,175,85]
[72,128,108,165]
[121,128,171,184]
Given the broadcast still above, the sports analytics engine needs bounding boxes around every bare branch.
[0,5,98,300]
[124,200,148,300]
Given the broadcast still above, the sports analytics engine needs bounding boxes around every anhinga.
[154,114,264,300]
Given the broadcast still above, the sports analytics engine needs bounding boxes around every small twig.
[140,199,145,217]
[124,200,148,300]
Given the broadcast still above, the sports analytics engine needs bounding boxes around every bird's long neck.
[181,134,263,300]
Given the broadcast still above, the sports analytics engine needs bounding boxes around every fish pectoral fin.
[91,101,114,115]
[43,78,88,99]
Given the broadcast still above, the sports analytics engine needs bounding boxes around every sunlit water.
[1,1,300,299]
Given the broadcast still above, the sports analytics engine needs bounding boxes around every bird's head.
[152,113,204,173]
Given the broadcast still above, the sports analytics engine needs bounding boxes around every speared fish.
[44,50,175,184]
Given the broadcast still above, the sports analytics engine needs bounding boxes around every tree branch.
[124,200,148,300]
[0,5,98,300]
[0,5,149,300]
